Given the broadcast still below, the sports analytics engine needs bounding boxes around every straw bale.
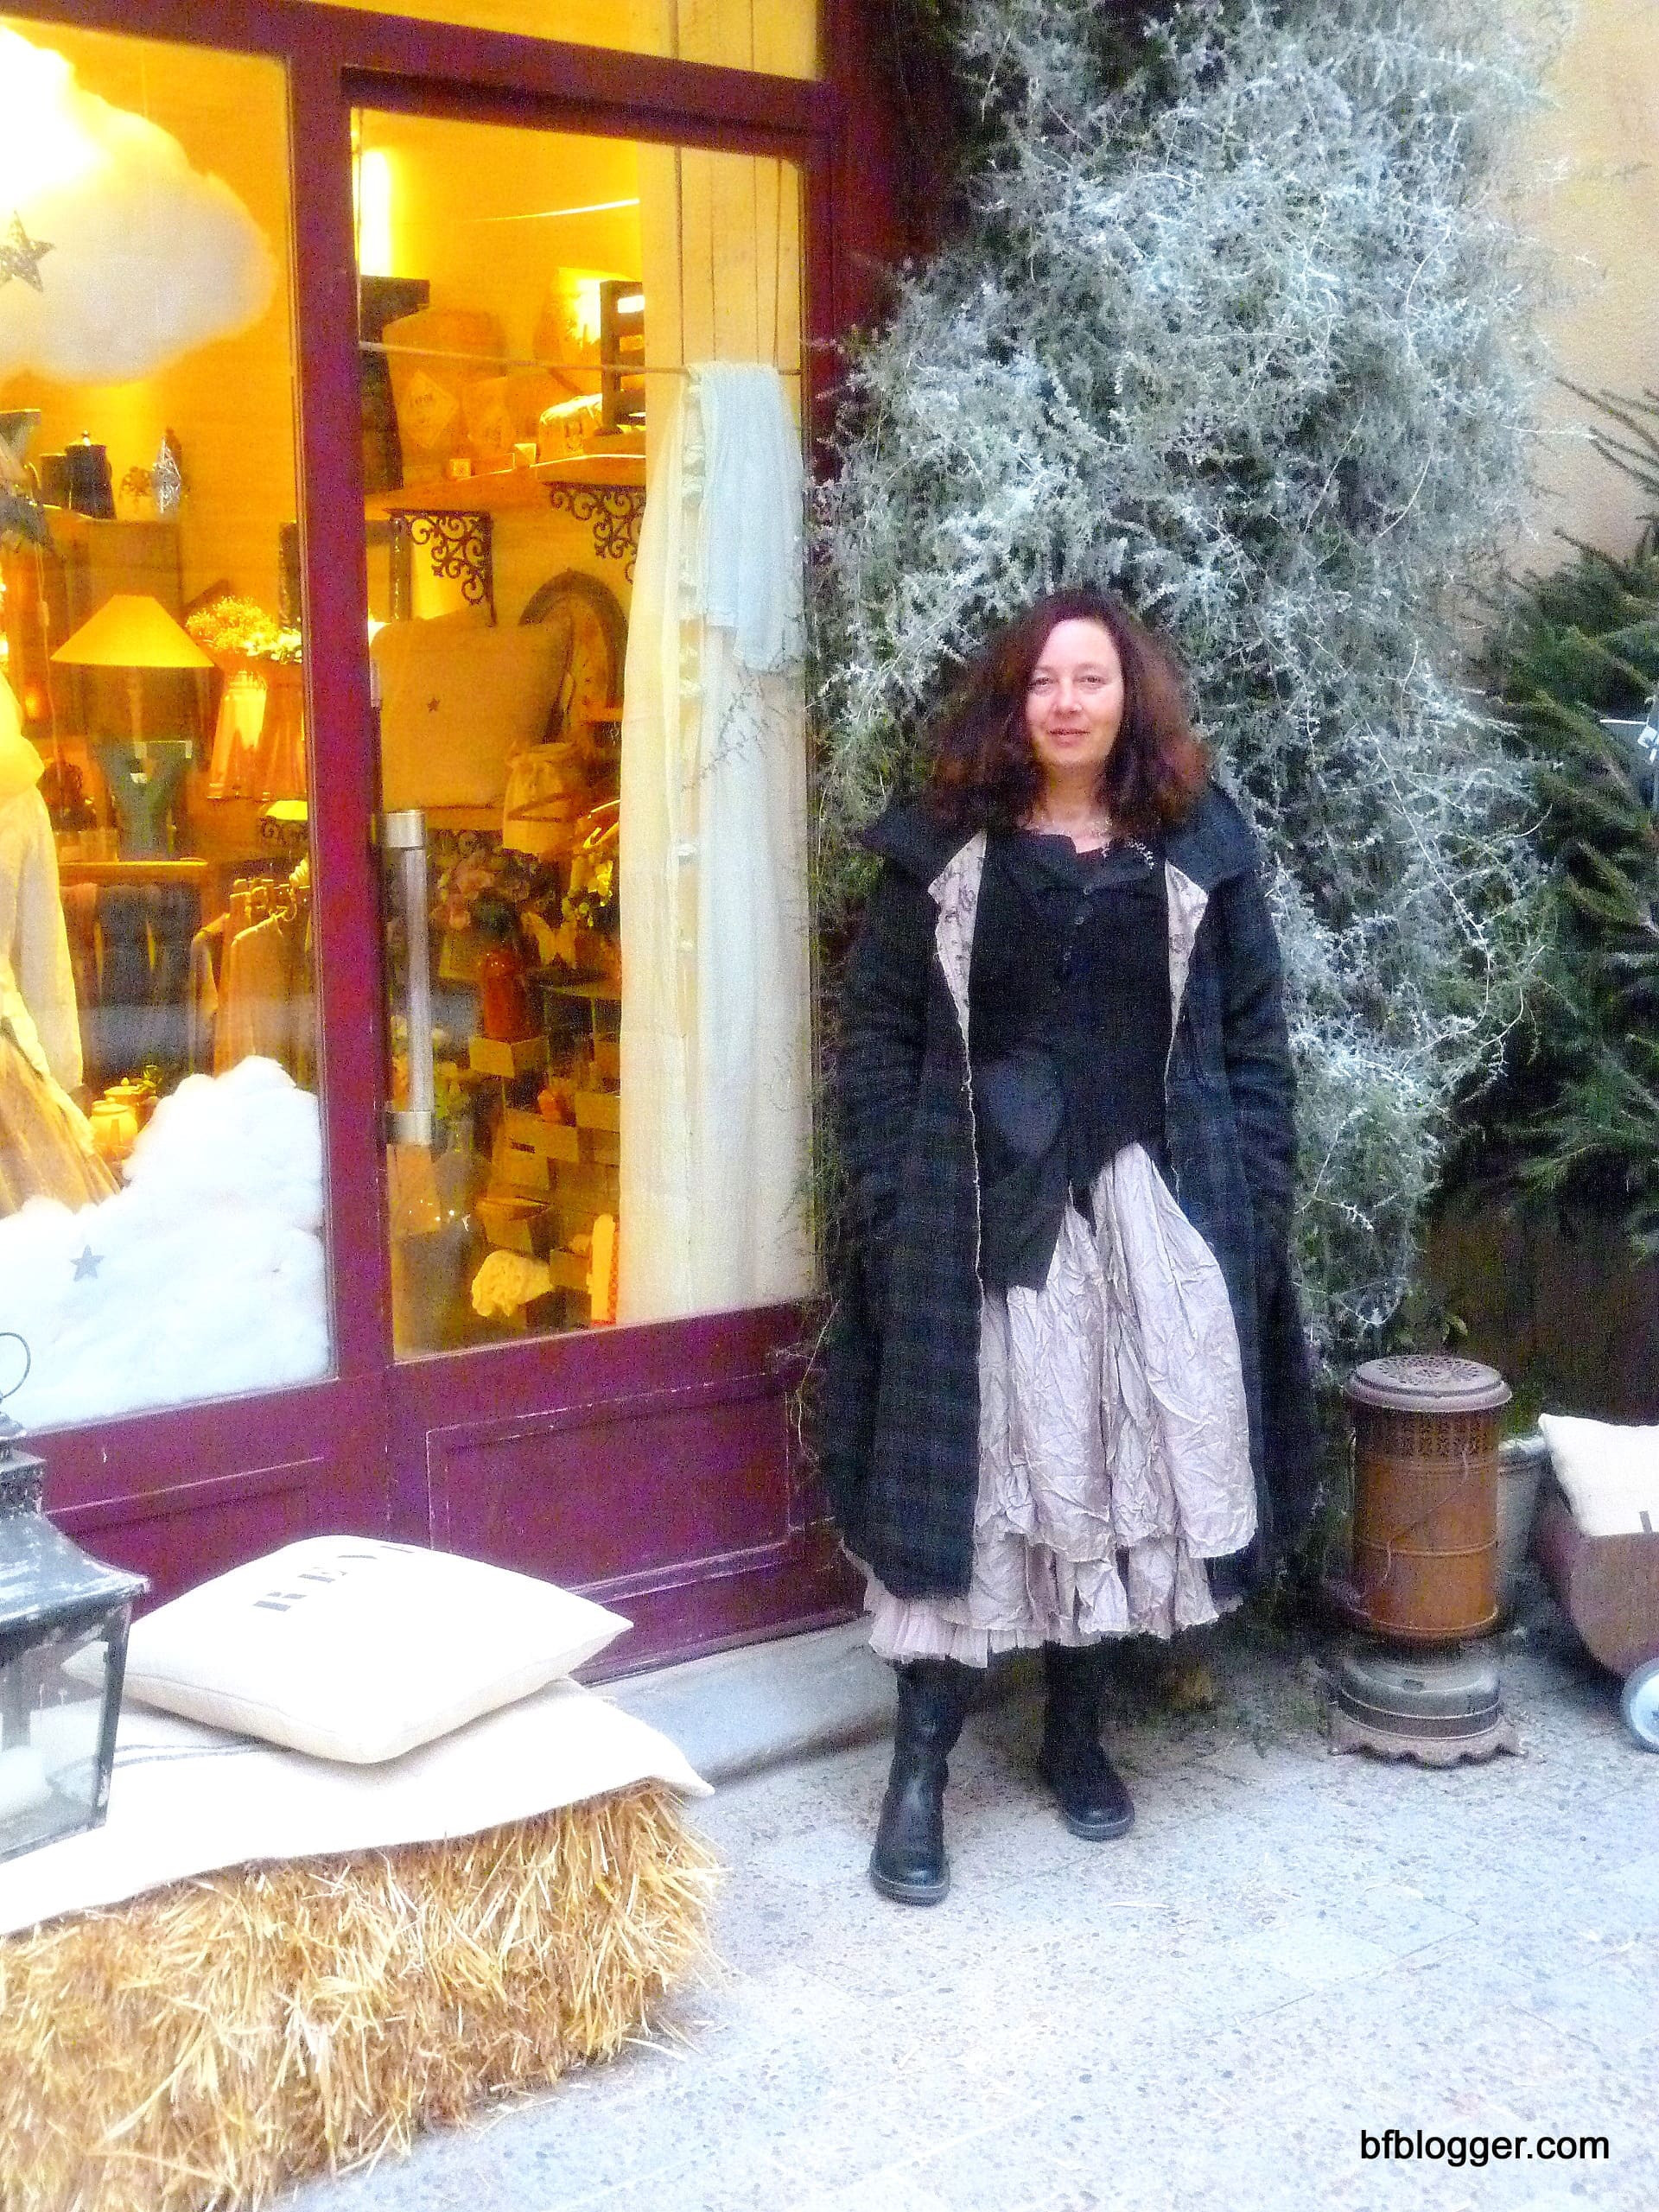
[0,1782,719,2212]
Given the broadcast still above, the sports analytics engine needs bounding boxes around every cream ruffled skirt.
[865,1142,1257,1667]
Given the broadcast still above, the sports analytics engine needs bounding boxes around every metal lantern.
[0,1338,148,1865]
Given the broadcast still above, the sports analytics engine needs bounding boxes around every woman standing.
[823,588,1317,1904]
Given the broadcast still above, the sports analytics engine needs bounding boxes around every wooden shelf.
[57,857,209,887]
[367,453,645,519]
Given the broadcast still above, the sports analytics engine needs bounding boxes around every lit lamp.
[0,1336,148,1865]
[52,593,213,858]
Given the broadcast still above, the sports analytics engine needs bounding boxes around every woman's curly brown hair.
[927,588,1209,838]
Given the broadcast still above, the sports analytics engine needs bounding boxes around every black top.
[968,830,1170,1290]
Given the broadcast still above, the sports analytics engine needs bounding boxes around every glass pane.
[302,0,817,79]
[0,1621,111,1861]
[362,108,811,1356]
[0,18,330,1426]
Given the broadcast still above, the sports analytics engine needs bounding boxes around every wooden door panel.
[388,1304,855,1671]
[428,1379,793,1588]
[56,1459,327,1596]
[40,1378,390,1610]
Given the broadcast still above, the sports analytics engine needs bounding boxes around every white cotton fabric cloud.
[0,27,277,383]
[0,1058,329,1432]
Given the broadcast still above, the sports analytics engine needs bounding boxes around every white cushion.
[1539,1414,1659,1540]
[117,1536,629,1763]
[374,620,568,809]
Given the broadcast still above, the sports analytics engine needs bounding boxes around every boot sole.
[868,1853,950,1906]
[1054,1802,1135,1841]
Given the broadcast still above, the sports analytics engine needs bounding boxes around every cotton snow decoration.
[0,1058,328,1431]
[0,26,276,383]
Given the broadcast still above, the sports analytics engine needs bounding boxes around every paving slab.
[284,1601,1658,2212]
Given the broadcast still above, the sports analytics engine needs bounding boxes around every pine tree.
[813,0,1549,1353]
[1480,390,1659,1253]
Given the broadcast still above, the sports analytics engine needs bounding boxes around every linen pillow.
[1539,1414,1659,1540]
[117,1536,630,1763]
[374,620,567,809]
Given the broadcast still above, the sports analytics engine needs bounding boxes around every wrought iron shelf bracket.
[542,482,645,580]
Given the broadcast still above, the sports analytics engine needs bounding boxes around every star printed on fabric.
[73,1245,102,1281]
[427,696,442,712]
[0,211,53,293]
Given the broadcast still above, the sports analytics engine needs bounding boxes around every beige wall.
[1519,0,1659,566]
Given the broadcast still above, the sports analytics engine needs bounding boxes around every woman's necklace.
[1027,804,1115,853]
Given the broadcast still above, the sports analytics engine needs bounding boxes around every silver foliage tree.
[814,0,1550,1352]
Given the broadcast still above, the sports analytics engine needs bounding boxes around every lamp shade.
[52,593,213,671]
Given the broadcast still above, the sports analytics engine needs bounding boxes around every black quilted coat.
[821,785,1319,1602]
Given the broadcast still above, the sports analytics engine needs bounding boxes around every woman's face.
[1023,618,1125,790]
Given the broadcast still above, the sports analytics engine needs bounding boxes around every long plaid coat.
[822,785,1319,1603]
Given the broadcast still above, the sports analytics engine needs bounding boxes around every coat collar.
[924,830,1209,1049]
[864,781,1260,894]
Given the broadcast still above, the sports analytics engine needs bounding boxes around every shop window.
[0,18,329,1427]
[302,0,817,79]
[360,109,813,1353]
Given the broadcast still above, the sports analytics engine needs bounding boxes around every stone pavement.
[287,1600,1659,2212]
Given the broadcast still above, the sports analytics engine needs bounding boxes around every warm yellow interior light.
[52,594,213,672]
[570,279,604,348]
[0,60,99,210]
[355,147,395,278]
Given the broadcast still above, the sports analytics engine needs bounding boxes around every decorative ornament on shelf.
[118,429,186,523]
[152,428,184,518]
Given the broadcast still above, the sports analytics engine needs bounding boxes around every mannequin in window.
[0,674,117,1214]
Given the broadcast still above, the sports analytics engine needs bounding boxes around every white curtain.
[618,362,813,1322]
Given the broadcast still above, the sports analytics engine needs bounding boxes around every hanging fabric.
[618,361,812,1322]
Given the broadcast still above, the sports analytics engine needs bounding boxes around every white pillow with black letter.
[116,1536,630,1763]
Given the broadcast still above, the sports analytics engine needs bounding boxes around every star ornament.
[0,210,53,292]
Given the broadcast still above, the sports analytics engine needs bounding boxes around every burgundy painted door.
[337,80,852,1674]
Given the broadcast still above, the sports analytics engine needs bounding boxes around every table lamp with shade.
[51,594,213,858]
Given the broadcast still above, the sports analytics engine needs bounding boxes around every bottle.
[474,894,536,1043]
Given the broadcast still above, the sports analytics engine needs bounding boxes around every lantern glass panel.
[0,1612,124,1866]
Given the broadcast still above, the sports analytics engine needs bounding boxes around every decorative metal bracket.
[543,483,645,581]
[389,511,494,620]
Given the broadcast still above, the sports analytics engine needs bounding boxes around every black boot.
[868,1658,977,1905]
[1040,1642,1135,1840]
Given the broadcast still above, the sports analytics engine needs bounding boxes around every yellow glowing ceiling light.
[0,46,100,209]
[354,148,394,279]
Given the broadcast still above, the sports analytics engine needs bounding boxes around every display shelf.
[56,857,209,887]
[365,453,645,519]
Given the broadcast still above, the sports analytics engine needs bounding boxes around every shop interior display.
[0,17,649,1379]
[0,12,814,1424]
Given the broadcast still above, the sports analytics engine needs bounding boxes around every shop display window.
[0,18,328,1428]
[363,110,815,1354]
[0,10,819,1427]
